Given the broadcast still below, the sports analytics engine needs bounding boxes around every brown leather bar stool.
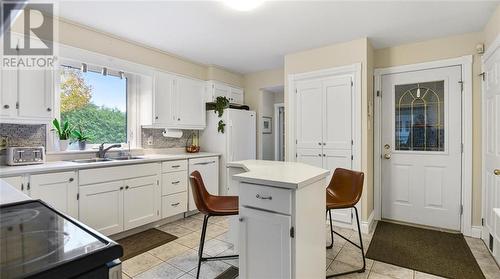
[189,170,239,279]
[326,168,365,278]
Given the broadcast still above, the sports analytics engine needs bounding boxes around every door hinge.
[376,90,381,97]
[290,227,295,238]
[351,139,354,145]
[461,143,464,153]
[460,205,463,215]
[351,211,354,219]
[295,139,297,144]
[482,218,485,226]
[459,80,464,92]
[351,155,354,160]
[479,72,486,81]
[295,89,298,94]
[15,102,19,109]
[295,153,297,158]
[157,180,159,186]
[77,193,79,200]
[351,81,353,87]
[157,210,160,216]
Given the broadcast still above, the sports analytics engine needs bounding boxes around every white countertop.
[227,160,330,189]
[0,152,220,177]
[0,179,31,205]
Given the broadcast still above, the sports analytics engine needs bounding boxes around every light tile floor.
[122,214,500,279]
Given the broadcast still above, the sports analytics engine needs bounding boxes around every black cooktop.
[0,200,123,279]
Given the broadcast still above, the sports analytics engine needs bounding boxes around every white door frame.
[274,103,285,161]
[374,55,475,236]
[481,34,500,241]
[287,63,362,229]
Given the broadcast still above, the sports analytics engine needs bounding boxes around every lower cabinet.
[30,171,78,219]
[239,206,292,279]
[79,181,124,236]
[1,175,28,193]
[162,191,188,218]
[123,175,161,230]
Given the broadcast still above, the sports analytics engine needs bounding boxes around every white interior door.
[381,66,462,230]
[296,79,323,149]
[483,45,500,258]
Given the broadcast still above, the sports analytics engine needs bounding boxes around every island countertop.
[227,160,329,189]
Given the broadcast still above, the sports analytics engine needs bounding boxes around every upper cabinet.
[0,68,53,122]
[141,71,206,129]
[206,80,245,105]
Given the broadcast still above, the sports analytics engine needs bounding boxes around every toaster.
[6,146,45,166]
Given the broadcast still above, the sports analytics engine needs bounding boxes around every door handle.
[494,169,500,176]
[384,154,391,160]
[256,194,272,200]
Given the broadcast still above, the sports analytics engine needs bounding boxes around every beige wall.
[284,38,373,220]
[243,68,285,159]
[207,66,244,87]
[484,4,500,48]
[375,32,484,225]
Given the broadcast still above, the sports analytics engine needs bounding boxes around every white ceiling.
[53,1,498,74]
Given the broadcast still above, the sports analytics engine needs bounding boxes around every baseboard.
[360,211,375,234]
[471,226,482,239]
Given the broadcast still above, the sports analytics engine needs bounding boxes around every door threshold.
[381,218,460,234]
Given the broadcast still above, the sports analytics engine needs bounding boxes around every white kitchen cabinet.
[161,159,189,218]
[162,191,188,218]
[79,181,124,236]
[123,175,161,230]
[30,171,78,218]
[0,70,17,118]
[1,175,28,194]
[206,81,245,104]
[143,72,205,129]
[154,72,176,125]
[239,206,291,279]
[0,68,53,122]
[188,157,219,211]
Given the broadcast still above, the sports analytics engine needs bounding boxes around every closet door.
[296,79,323,149]
[322,76,354,225]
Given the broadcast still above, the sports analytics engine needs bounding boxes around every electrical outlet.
[147,136,153,145]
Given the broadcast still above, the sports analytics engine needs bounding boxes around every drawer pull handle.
[172,181,181,184]
[172,165,181,168]
[256,194,272,200]
[171,202,180,206]
[193,161,216,165]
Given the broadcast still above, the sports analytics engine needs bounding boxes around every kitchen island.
[227,160,329,279]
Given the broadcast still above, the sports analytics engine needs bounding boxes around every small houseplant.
[52,118,72,151]
[214,96,229,133]
[71,126,91,150]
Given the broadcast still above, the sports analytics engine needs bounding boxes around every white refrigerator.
[200,108,256,196]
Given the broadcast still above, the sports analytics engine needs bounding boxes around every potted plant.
[71,126,91,150]
[52,118,72,151]
[214,96,229,133]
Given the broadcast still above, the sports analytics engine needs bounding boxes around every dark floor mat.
[117,228,177,260]
[215,266,239,279]
[366,221,485,279]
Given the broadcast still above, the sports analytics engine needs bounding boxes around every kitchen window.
[59,65,128,146]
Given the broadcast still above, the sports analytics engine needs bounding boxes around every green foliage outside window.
[60,68,126,144]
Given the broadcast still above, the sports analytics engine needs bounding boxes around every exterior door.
[123,175,160,230]
[381,66,462,230]
[483,45,500,257]
[239,207,291,279]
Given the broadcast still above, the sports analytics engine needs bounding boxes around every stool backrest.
[327,168,364,206]
[189,170,212,214]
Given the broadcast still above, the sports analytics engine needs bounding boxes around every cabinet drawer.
[162,171,188,195]
[162,160,188,173]
[162,192,187,218]
[240,183,292,215]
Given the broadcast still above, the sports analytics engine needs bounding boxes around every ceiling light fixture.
[223,0,264,11]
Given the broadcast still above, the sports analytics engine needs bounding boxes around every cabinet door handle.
[3,104,9,109]
[494,169,500,176]
[69,178,74,182]
[171,202,180,206]
[172,181,180,184]
[193,161,216,165]
[318,154,322,157]
[239,217,244,222]
[21,183,24,191]
[172,165,181,168]
[125,186,129,190]
[27,182,30,190]
[47,107,51,112]
[177,118,181,121]
[323,154,326,157]
[256,194,272,200]
[155,116,159,120]
[120,186,124,190]
[318,142,322,146]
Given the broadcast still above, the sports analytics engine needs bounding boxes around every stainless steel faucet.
[97,143,122,158]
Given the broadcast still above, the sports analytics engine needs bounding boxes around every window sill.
[46,148,144,156]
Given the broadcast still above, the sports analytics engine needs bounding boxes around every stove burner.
[0,208,39,227]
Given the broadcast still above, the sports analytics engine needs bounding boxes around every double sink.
[71,156,143,163]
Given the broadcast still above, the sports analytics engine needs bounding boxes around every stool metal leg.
[326,209,334,249]
[326,206,366,278]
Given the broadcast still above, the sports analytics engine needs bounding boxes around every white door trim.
[481,33,500,241]
[274,103,285,161]
[374,55,474,236]
[287,63,362,228]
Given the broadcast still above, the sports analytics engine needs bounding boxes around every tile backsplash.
[0,123,46,152]
[141,128,197,149]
